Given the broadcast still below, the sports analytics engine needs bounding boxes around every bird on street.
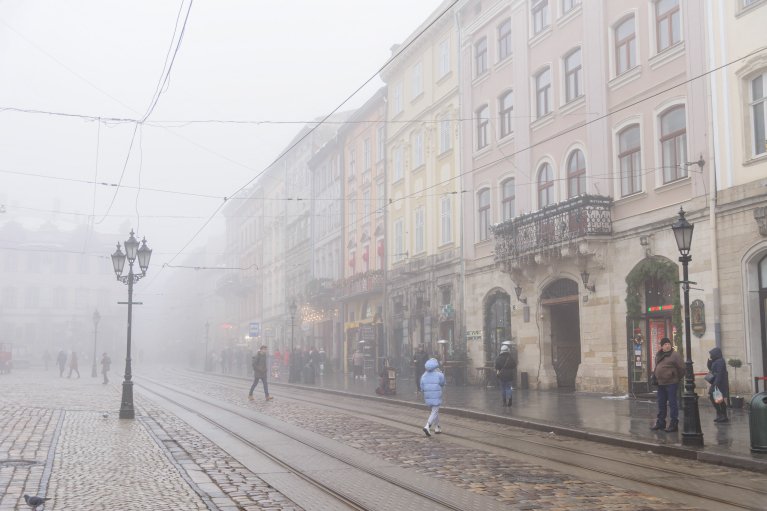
[23,494,50,510]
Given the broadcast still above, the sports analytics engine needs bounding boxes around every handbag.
[649,374,658,387]
[704,372,715,384]
[712,386,724,403]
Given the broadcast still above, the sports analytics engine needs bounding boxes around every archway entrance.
[542,279,580,388]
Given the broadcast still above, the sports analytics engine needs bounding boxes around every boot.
[715,403,729,423]
[650,420,666,431]
[664,419,679,432]
[507,396,512,407]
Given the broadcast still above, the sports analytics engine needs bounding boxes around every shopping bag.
[712,386,724,404]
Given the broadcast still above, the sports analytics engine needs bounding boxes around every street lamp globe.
[111,243,126,277]
[137,238,152,274]
[124,230,139,262]
[671,207,694,256]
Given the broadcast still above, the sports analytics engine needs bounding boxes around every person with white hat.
[494,344,517,407]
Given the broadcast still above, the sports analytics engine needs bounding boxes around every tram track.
[177,369,767,511]
[137,375,503,511]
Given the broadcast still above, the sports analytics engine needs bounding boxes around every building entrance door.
[542,279,580,388]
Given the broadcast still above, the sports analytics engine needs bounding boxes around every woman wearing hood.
[707,347,730,423]
[419,357,445,437]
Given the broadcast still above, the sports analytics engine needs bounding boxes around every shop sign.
[691,299,705,338]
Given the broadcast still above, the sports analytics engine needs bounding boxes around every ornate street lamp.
[90,309,101,378]
[288,299,298,383]
[111,230,152,419]
[671,207,703,446]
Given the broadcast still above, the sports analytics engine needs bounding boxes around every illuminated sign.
[647,304,674,313]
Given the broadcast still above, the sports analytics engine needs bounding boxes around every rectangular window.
[25,287,39,308]
[441,196,452,244]
[656,0,680,52]
[475,38,488,76]
[535,68,551,118]
[377,181,385,218]
[413,132,424,168]
[532,0,550,35]
[478,190,491,241]
[565,49,582,102]
[412,62,423,99]
[376,125,385,162]
[660,106,687,183]
[363,138,371,170]
[476,106,489,149]
[499,91,513,138]
[502,179,515,221]
[440,115,452,153]
[498,19,512,61]
[393,146,404,181]
[415,208,425,253]
[615,17,636,75]
[438,38,451,78]
[348,149,356,179]
[348,194,357,233]
[394,219,405,262]
[363,189,371,223]
[393,82,403,114]
[752,73,767,156]
[562,0,581,14]
[619,126,642,196]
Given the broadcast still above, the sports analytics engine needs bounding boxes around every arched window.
[501,178,515,221]
[660,106,687,183]
[567,149,586,198]
[537,163,554,208]
[478,189,491,241]
[618,125,641,196]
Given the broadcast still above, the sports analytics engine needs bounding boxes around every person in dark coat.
[56,350,67,377]
[707,347,730,423]
[100,352,111,384]
[494,345,516,407]
[248,345,273,401]
[651,337,685,432]
[68,352,80,378]
[412,346,429,392]
[304,347,319,384]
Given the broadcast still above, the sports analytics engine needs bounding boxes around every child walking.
[419,357,445,437]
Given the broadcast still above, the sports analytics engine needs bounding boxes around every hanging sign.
[691,299,705,338]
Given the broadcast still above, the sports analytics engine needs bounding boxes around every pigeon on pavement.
[23,494,50,509]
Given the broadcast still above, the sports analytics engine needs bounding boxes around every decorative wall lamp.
[514,284,527,304]
[580,271,596,293]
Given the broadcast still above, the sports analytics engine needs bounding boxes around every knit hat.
[660,337,672,346]
[500,345,510,352]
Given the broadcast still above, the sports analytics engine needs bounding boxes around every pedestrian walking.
[420,357,445,437]
[56,350,67,377]
[412,345,429,392]
[650,337,684,432]
[706,347,730,423]
[494,344,516,407]
[248,345,273,401]
[100,352,111,384]
[352,349,365,380]
[68,351,80,379]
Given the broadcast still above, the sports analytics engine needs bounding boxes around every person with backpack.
[248,345,273,401]
[494,344,516,407]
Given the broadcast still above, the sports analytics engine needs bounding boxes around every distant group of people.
[46,349,111,383]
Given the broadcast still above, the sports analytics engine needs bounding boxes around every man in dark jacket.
[494,345,517,407]
[707,347,730,423]
[248,346,273,401]
[651,337,685,432]
[412,346,429,392]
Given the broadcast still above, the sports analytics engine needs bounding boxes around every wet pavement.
[264,367,767,472]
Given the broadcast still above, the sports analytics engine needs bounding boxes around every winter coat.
[653,349,684,385]
[707,347,729,397]
[494,351,516,382]
[413,350,429,371]
[100,355,111,373]
[252,352,267,379]
[419,358,445,406]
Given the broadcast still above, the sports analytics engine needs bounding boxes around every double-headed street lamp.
[671,207,704,446]
[110,230,152,420]
[90,309,101,378]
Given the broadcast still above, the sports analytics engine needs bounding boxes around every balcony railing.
[492,194,612,265]
[338,270,384,298]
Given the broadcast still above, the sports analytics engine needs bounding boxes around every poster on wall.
[648,319,668,370]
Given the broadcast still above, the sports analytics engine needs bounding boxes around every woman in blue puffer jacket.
[419,358,445,437]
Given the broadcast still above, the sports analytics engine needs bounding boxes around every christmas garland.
[625,257,683,348]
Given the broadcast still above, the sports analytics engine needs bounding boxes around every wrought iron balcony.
[338,270,384,298]
[492,194,612,266]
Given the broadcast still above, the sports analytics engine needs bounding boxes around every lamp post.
[110,230,152,420]
[90,309,101,378]
[288,299,298,383]
[671,207,703,446]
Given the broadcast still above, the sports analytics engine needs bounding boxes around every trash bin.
[750,392,767,453]
[520,371,529,390]
[386,367,397,395]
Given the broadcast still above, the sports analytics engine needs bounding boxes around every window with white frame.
[438,38,451,78]
[476,105,489,150]
[498,19,511,61]
[363,189,371,221]
[376,125,385,162]
[415,207,425,253]
[393,82,403,114]
[562,0,581,14]
[615,16,636,76]
[478,189,491,241]
[412,62,423,99]
[441,196,452,243]
[499,90,513,138]
[501,178,515,221]
[394,219,405,261]
[440,114,452,153]
[751,72,767,156]
[376,181,385,218]
[535,67,552,118]
[618,125,642,196]
[660,105,687,183]
[348,193,357,232]
[475,37,488,77]
[364,138,371,170]
[412,131,424,168]
[349,149,356,179]
[564,48,582,102]
[393,146,404,181]
[655,0,680,53]
[567,149,586,198]
[532,0,550,35]
[537,163,554,208]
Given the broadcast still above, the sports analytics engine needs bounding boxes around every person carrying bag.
[494,345,516,407]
